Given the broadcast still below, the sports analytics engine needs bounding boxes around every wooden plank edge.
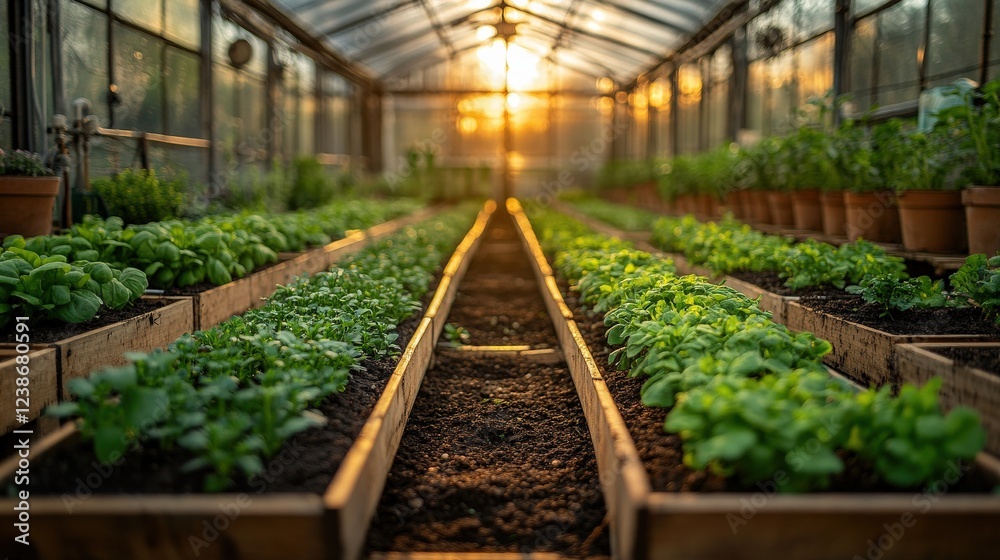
[0,347,59,435]
[322,203,494,560]
[510,198,652,560]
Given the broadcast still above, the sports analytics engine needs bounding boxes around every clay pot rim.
[0,175,61,196]
[962,185,1000,205]
[896,189,963,209]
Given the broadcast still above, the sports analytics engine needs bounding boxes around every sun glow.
[476,39,541,91]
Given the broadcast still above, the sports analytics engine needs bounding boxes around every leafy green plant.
[444,323,471,346]
[940,80,1000,187]
[846,379,986,487]
[91,169,185,224]
[0,245,146,326]
[288,157,338,210]
[48,204,478,491]
[528,206,988,493]
[0,149,54,177]
[846,274,949,316]
[950,253,1000,323]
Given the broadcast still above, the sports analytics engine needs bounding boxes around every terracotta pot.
[963,187,1000,256]
[0,176,60,238]
[675,194,696,216]
[844,190,901,243]
[746,190,773,225]
[726,190,749,220]
[897,190,967,254]
[790,189,824,231]
[820,191,847,237]
[767,191,795,227]
[635,181,658,209]
[695,194,715,220]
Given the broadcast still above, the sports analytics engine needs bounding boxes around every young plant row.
[529,208,986,492]
[46,205,475,492]
[0,199,420,325]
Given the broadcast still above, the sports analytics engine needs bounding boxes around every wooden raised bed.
[785,301,998,389]
[0,296,193,404]
[0,347,58,435]
[195,206,443,330]
[511,199,1000,560]
[896,343,1000,456]
[0,202,493,560]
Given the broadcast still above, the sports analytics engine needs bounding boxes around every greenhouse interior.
[2,0,1000,558]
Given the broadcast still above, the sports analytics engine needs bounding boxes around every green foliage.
[9,199,421,289]
[0,244,146,326]
[49,205,478,491]
[846,274,949,316]
[782,126,839,191]
[647,213,907,290]
[528,206,987,492]
[288,157,339,210]
[0,149,54,177]
[940,80,1000,187]
[569,199,659,232]
[846,379,986,487]
[950,253,1000,323]
[444,323,471,346]
[91,169,185,224]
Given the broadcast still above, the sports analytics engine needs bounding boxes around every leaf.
[794,446,843,475]
[11,291,43,306]
[101,279,133,309]
[50,284,71,306]
[94,426,128,463]
[52,289,102,323]
[695,427,758,463]
[122,387,167,427]
[118,268,149,298]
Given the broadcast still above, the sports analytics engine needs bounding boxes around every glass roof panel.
[274,0,732,88]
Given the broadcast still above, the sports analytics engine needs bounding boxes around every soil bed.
[728,270,848,298]
[558,280,994,494]
[445,221,557,346]
[19,266,440,496]
[3,298,169,344]
[933,347,1000,376]
[367,214,608,557]
[799,296,1000,336]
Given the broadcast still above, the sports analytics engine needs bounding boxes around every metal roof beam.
[597,2,697,34]
[513,6,665,59]
[317,0,417,37]
[416,0,456,57]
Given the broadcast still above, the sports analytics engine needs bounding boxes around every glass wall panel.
[165,47,201,137]
[115,0,163,33]
[927,0,981,86]
[676,63,702,153]
[797,32,834,104]
[747,60,765,133]
[800,0,835,36]
[165,0,200,50]
[61,0,109,120]
[849,17,876,111]
[113,22,164,132]
[875,0,926,106]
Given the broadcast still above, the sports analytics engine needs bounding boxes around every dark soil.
[559,279,995,494]
[366,354,608,556]
[933,346,1000,375]
[2,299,169,344]
[367,212,609,557]
[728,270,850,298]
[799,296,1000,336]
[445,219,557,347]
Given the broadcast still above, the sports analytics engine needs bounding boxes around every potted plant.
[691,147,735,220]
[944,80,1000,255]
[786,126,837,232]
[738,138,782,225]
[0,149,60,238]
[840,120,902,243]
[889,125,968,253]
[660,154,697,216]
